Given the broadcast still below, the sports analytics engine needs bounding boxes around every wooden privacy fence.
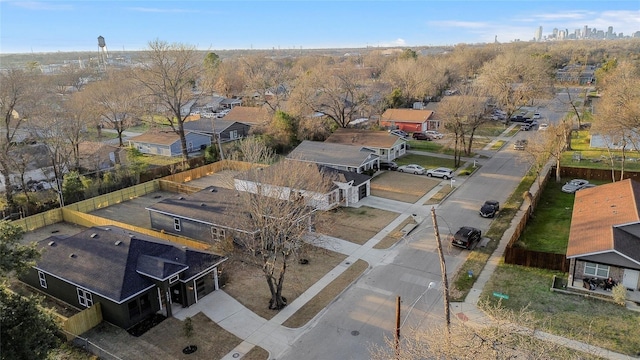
[61,208,211,250]
[161,159,258,184]
[65,181,159,213]
[11,208,63,232]
[63,303,103,340]
[504,247,570,272]
[158,180,203,194]
[503,161,572,272]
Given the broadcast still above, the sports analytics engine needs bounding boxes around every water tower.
[97,36,109,70]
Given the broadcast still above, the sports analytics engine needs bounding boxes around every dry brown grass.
[424,185,454,205]
[282,259,369,328]
[81,312,267,360]
[221,246,347,320]
[370,172,440,203]
[315,207,399,244]
[374,217,416,249]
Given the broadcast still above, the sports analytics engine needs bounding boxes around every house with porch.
[566,179,640,302]
[20,226,227,329]
[324,128,407,162]
[128,131,211,157]
[234,161,371,209]
[379,109,437,133]
[286,140,380,174]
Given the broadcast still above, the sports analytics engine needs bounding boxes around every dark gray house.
[146,187,258,246]
[128,130,211,157]
[183,119,250,143]
[21,226,226,329]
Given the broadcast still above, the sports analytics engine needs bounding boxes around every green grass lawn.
[516,181,575,253]
[518,177,614,253]
[407,140,451,154]
[561,131,640,171]
[394,153,456,169]
[482,263,640,356]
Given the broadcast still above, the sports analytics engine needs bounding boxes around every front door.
[170,284,183,305]
[622,269,640,291]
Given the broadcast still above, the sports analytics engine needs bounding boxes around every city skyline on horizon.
[1,1,639,54]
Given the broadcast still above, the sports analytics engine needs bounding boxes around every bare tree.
[594,60,640,181]
[84,68,143,147]
[135,40,204,162]
[439,94,488,167]
[62,89,95,169]
[477,51,554,121]
[289,63,369,128]
[0,69,41,211]
[230,151,336,310]
[240,55,292,112]
[370,301,596,360]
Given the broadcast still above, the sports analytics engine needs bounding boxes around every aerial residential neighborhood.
[2,3,640,359]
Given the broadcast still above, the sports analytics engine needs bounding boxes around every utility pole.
[394,295,401,358]
[431,207,451,335]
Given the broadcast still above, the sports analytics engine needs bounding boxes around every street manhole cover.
[351,330,360,336]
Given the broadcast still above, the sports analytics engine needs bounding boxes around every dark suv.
[479,200,500,218]
[412,132,432,141]
[379,161,398,171]
[451,226,482,249]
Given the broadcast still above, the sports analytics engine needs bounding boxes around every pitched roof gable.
[128,131,182,146]
[35,226,226,303]
[286,140,378,168]
[380,109,434,124]
[567,179,640,259]
[223,106,270,125]
[324,128,404,148]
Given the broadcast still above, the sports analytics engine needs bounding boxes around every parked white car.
[562,179,590,193]
[424,130,444,139]
[397,164,425,175]
[538,123,549,131]
[426,167,454,179]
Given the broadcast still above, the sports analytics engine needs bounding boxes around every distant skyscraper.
[535,26,543,41]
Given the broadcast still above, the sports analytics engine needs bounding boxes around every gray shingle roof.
[183,119,237,134]
[35,226,226,303]
[146,187,256,233]
[286,140,378,168]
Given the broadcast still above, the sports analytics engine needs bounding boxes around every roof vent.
[104,227,111,231]
[69,253,77,258]
[210,187,217,192]
[178,196,185,200]
[114,240,122,246]
[48,241,56,246]
[129,234,135,238]
[90,233,97,238]
[181,246,187,250]
[200,203,206,207]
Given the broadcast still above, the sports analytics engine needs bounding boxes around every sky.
[1,0,639,54]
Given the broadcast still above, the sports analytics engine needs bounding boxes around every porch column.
[213,268,220,290]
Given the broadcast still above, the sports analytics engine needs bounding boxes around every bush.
[611,284,627,306]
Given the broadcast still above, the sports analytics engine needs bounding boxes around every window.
[230,130,238,139]
[174,218,181,231]
[584,262,609,278]
[77,288,93,307]
[169,274,179,284]
[211,227,226,242]
[38,271,47,288]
